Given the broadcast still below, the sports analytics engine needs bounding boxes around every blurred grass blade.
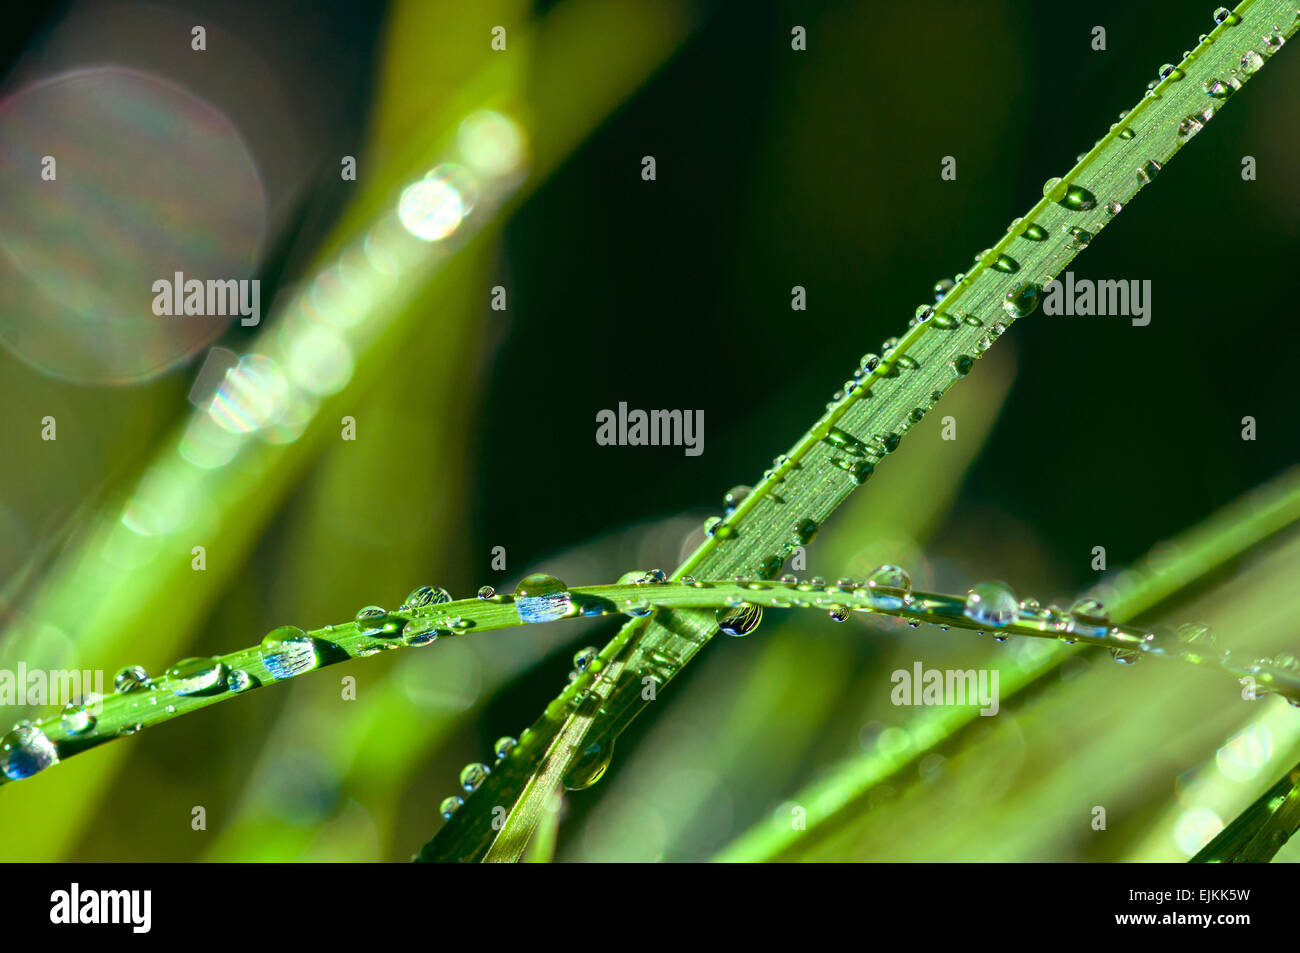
[1191,760,1300,862]
[716,464,1300,861]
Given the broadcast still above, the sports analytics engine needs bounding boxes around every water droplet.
[1118,127,1136,140]
[1068,598,1110,637]
[865,564,912,610]
[933,278,955,302]
[1004,282,1042,318]
[931,312,959,329]
[793,517,818,544]
[226,669,253,693]
[440,795,464,819]
[477,585,496,600]
[355,605,398,637]
[166,656,229,697]
[1104,201,1123,215]
[1110,647,1141,665]
[1158,64,1185,81]
[724,485,752,514]
[405,585,452,609]
[572,646,599,673]
[1021,222,1049,241]
[1262,31,1285,55]
[114,665,152,694]
[563,737,614,790]
[963,582,1018,628]
[1042,177,1064,200]
[513,573,574,624]
[401,619,444,646]
[951,354,974,377]
[828,605,850,622]
[993,253,1019,273]
[1137,159,1162,184]
[494,736,517,760]
[914,304,935,323]
[716,603,762,637]
[1177,622,1215,646]
[260,626,320,680]
[61,701,97,735]
[459,761,490,793]
[1240,49,1264,73]
[1067,226,1092,245]
[1204,77,1234,98]
[0,723,59,780]
[1213,8,1240,27]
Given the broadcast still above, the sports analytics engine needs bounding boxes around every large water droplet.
[404,585,452,609]
[114,665,152,694]
[0,723,59,780]
[1004,282,1042,318]
[260,626,319,680]
[513,573,574,623]
[459,762,490,793]
[1068,598,1110,637]
[865,564,912,610]
[716,603,762,637]
[963,582,1018,628]
[166,656,229,696]
[562,737,614,790]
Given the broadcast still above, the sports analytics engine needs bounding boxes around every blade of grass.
[423,0,1300,862]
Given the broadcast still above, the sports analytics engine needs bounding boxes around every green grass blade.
[421,0,1300,863]
[1190,760,1300,862]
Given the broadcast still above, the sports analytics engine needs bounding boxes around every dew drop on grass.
[493,736,517,760]
[723,484,752,514]
[563,737,614,790]
[61,700,96,735]
[963,582,1018,628]
[865,564,912,610]
[1137,159,1162,184]
[828,605,850,622]
[440,795,464,819]
[1068,598,1110,637]
[166,657,229,697]
[1067,226,1092,245]
[1004,282,1042,318]
[260,626,319,680]
[513,573,574,623]
[1262,31,1285,55]
[572,646,599,673]
[716,603,762,637]
[1104,201,1123,215]
[1110,647,1141,665]
[459,762,490,793]
[1212,7,1240,26]
[114,665,151,694]
[226,669,253,693]
[933,278,955,301]
[993,253,1020,273]
[1021,222,1048,241]
[0,723,59,780]
[476,585,495,600]
[401,619,444,646]
[951,354,974,377]
[1204,77,1234,98]
[404,585,452,609]
[1177,622,1215,646]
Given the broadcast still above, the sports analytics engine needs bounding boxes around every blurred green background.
[0,0,1297,861]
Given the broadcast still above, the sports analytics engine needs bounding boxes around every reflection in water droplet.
[513,573,574,623]
[114,665,152,694]
[166,656,229,696]
[440,795,464,819]
[963,582,1018,628]
[0,723,59,780]
[260,626,319,680]
[865,564,912,610]
[716,603,763,637]
[563,737,614,791]
[459,761,490,793]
